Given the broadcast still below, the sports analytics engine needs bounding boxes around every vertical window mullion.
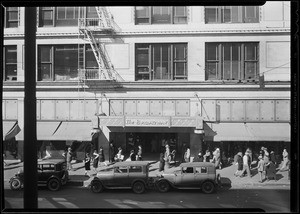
[241,43,245,80]
[170,45,173,79]
[51,47,54,81]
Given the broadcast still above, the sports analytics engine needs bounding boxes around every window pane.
[206,62,218,80]
[5,65,17,80]
[223,44,231,79]
[244,6,259,23]
[205,7,218,23]
[245,62,256,79]
[66,7,74,19]
[174,44,186,60]
[152,7,171,24]
[245,6,255,18]
[174,6,185,16]
[6,47,17,63]
[245,44,256,60]
[86,46,98,68]
[231,6,240,22]
[57,7,65,19]
[136,6,149,17]
[8,11,18,20]
[174,62,186,76]
[232,44,240,80]
[222,6,231,23]
[40,64,52,81]
[40,46,52,62]
[206,44,218,60]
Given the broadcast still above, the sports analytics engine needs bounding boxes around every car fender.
[47,175,60,184]
[91,178,106,188]
[9,176,23,184]
[200,179,216,187]
[155,178,176,189]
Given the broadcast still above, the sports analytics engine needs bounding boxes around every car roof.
[37,159,65,165]
[113,161,150,167]
[179,162,215,168]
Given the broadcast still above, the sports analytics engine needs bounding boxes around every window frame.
[135,6,187,25]
[205,6,259,24]
[135,43,188,81]
[205,42,259,81]
[5,7,19,28]
[3,45,18,81]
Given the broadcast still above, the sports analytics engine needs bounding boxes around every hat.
[258,155,263,159]
[238,152,242,156]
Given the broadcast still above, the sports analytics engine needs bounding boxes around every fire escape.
[78,7,123,82]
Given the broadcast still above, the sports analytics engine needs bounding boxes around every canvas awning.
[16,121,61,141]
[2,121,21,141]
[204,122,290,142]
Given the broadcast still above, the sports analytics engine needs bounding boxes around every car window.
[195,167,207,174]
[182,167,194,173]
[129,166,142,173]
[114,166,128,173]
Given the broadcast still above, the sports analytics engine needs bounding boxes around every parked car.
[154,162,221,194]
[9,159,69,191]
[89,161,154,194]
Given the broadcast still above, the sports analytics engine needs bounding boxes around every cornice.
[4,28,290,38]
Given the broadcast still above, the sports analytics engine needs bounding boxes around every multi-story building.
[2,2,291,162]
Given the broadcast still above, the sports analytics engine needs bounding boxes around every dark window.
[39,7,54,26]
[135,6,187,25]
[129,166,142,173]
[3,46,17,81]
[5,7,18,28]
[135,43,187,81]
[205,42,259,81]
[38,44,96,81]
[183,167,193,173]
[205,6,259,23]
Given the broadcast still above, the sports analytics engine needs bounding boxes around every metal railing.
[78,18,113,31]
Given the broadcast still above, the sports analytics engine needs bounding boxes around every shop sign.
[125,117,170,127]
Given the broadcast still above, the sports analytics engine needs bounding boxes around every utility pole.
[24,7,37,209]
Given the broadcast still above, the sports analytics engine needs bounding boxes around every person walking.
[98,146,107,166]
[84,153,91,177]
[255,155,265,182]
[164,144,170,161]
[109,142,115,163]
[280,148,289,171]
[92,150,99,172]
[159,153,165,172]
[240,151,251,178]
[136,145,142,161]
[115,147,124,162]
[64,147,73,171]
[212,148,221,169]
[184,146,191,163]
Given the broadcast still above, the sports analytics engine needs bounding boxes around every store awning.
[51,121,96,141]
[2,121,21,141]
[16,121,61,141]
[204,123,290,142]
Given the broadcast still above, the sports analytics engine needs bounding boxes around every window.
[129,166,142,173]
[205,6,259,23]
[38,44,97,81]
[205,42,259,81]
[39,7,86,27]
[135,6,187,24]
[3,46,17,81]
[135,43,187,81]
[196,167,207,173]
[182,167,193,173]
[114,166,128,173]
[5,7,18,28]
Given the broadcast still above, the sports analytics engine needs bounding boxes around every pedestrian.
[164,153,171,171]
[203,149,211,163]
[184,146,191,163]
[98,146,107,166]
[181,143,187,163]
[84,153,91,177]
[270,151,276,165]
[92,150,99,172]
[109,142,115,163]
[159,153,165,172]
[212,148,221,169]
[42,148,52,160]
[136,145,142,161]
[126,149,136,161]
[280,148,289,171]
[240,151,251,178]
[164,144,170,161]
[161,138,166,153]
[170,150,176,165]
[115,147,124,162]
[234,152,243,176]
[255,155,265,182]
[193,152,204,162]
[64,147,73,171]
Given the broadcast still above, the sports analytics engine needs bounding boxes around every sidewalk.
[3,157,290,189]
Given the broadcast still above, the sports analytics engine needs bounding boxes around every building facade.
[2,3,291,161]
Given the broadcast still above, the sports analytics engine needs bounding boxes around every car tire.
[132,181,145,194]
[201,181,215,194]
[156,180,170,193]
[47,178,61,191]
[10,178,22,190]
[91,181,103,193]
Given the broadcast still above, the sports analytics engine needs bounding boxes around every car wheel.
[10,178,22,190]
[47,178,61,191]
[91,181,103,193]
[132,181,145,194]
[201,181,215,194]
[156,180,170,193]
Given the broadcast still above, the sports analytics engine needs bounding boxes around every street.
[4,186,290,212]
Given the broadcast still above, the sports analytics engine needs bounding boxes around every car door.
[113,166,129,187]
[128,165,144,184]
[194,166,208,187]
[175,166,195,187]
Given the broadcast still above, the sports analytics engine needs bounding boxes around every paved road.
[4,186,290,212]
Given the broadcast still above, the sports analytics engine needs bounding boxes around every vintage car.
[9,159,69,191]
[89,161,154,194]
[155,162,221,194]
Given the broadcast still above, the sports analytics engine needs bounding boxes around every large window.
[38,44,97,81]
[3,46,17,81]
[205,6,259,23]
[136,43,187,81]
[39,7,86,27]
[5,7,18,28]
[205,43,259,81]
[135,6,187,25]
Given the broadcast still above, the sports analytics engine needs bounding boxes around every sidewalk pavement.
[4,158,290,190]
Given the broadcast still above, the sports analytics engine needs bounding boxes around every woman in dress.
[92,150,99,172]
[136,145,142,161]
[280,148,289,171]
[84,153,91,177]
